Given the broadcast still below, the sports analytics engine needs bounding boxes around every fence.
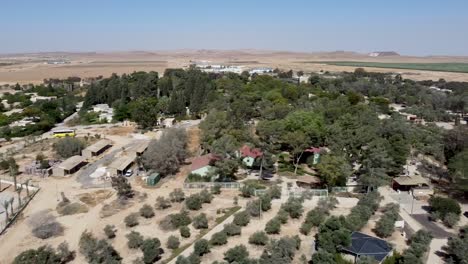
[184,182,242,189]
[288,188,328,198]
[254,189,268,196]
[331,187,348,193]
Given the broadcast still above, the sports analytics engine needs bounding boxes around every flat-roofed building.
[127,140,149,156]
[82,139,112,159]
[108,155,135,176]
[53,155,87,176]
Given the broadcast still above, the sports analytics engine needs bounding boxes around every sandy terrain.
[1,50,468,84]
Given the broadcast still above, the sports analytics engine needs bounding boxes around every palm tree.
[1,200,9,220]
[16,186,23,207]
[24,179,31,197]
[8,197,14,216]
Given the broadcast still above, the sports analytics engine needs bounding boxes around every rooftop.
[393,175,429,186]
[344,232,392,263]
[191,153,219,171]
[84,139,111,153]
[127,140,149,154]
[57,155,86,170]
[108,155,135,172]
[240,145,263,159]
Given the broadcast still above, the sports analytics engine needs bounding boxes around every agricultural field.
[307,61,468,73]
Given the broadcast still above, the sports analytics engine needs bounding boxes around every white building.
[92,104,114,123]
[249,67,273,74]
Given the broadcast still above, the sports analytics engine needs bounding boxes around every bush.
[53,137,85,158]
[211,184,221,195]
[374,203,400,238]
[210,231,228,246]
[29,211,64,239]
[104,224,117,239]
[300,221,314,235]
[186,194,203,210]
[428,196,461,220]
[223,223,241,236]
[193,239,210,256]
[268,185,282,199]
[167,235,180,250]
[140,204,155,218]
[233,211,250,227]
[180,226,191,238]
[170,188,185,203]
[13,244,75,264]
[124,213,139,227]
[281,197,304,219]
[141,238,163,263]
[443,212,460,228]
[265,218,281,234]
[259,236,299,263]
[240,185,255,198]
[193,213,209,229]
[170,210,192,228]
[199,189,213,203]
[156,196,172,210]
[246,199,261,217]
[277,209,289,224]
[249,231,269,246]
[79,231,121,263]
[126,231,144,249]
[260,194,272,211]
[224,245,249,263]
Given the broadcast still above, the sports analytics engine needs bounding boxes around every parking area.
[389,191,428,215]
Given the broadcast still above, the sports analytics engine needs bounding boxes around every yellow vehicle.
[52,129,76,138]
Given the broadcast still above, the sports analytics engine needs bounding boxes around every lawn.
[305,61,468,73]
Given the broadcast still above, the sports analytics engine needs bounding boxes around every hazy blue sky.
[2,0,468,55]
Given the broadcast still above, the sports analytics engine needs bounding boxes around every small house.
[238,145,263,168]
[342,232,392,263]
[53,155,87,177]
[392,175,430,192]
[190,153,219,177]
[108,155,135,176]
[82,139,112,159]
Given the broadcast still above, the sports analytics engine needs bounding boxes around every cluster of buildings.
[92,104,114,123]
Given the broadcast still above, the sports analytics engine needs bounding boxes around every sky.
[1,0,468,56]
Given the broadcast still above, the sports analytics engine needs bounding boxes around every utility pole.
[259,154,264,178]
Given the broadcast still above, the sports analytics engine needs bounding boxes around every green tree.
[315,154,352,187]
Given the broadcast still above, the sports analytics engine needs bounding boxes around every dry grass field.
[1,50,468,85]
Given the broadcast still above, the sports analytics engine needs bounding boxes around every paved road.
[412,214,455,239]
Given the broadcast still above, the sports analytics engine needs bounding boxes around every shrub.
[170,210,192,228]
[126,231,144,249]
[260,236,299,263]
[170,188,185,203]
[53,137,85,158]
[124,213,139,227]
[104,224,117,239]
[210,231,228,246]
[79,231,121,263]
[249,231,269,246]
[281,197,304,219]
[233,211,250,227]
[246,199,261,217]
[111,176,134,199]
[29,211,64,239]
[140,204,155,218]
[428,196,461,219]
[260,194,272,211]
[156,196,172,210]
[268,185,282,199]
[13,244,75,264]
[180,226,191,238]
[277,209,289,224]
[193,239,210,256]
[265,218,281,234]
[374,203,400,238]
[223,223,241,236]
[224,245,249,263]
[186,194,203,210]
[240,185,255,198]
[443,212,460,228]
[199,189,213,203]
[141,238,163,263]
[167,235,180,250]
[300,221,314,235]
[211,184,221,195]
[193,213,209,229]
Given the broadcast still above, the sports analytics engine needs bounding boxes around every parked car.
[124,169,133,177]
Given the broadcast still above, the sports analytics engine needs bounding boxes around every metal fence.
[288,189,328,198]
[184,182,242,189]
[331,187,348,193]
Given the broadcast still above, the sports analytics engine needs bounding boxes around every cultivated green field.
[305,61,468,73]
